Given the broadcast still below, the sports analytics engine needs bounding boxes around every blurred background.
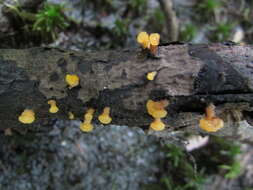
[0,0,252,50]
[1,0,253,190]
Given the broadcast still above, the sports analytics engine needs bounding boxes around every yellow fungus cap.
[68,112,74,120]
[147,71,157,81]
[146,99,168,118]
[65,74,79,89]
[154,100,169,109]
[137,32,150,49]
[80,121,93,132]
[146,100,155,115]
[87,108,95,115]
[98,107,112,124]
[84,113,93,122]
[49,106,59,113]
[84,108,95,122]
[47,100,56,105]
[199,103,224,132]
[150,118,165,131]
[47,100,59,113]
[18,109,35,124]
[151,109,167,118]
[149,33,160,46]
[199,117,224,132]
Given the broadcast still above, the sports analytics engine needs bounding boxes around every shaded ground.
[0,122,164,190]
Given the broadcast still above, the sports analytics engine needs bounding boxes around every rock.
[0,121,165,190]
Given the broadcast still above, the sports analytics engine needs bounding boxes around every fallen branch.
[1,43,253,141]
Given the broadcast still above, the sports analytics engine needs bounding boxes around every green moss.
[210,22,234,42]
[180,24,197,42]
[195,0,221,22]
[33,3,69,40]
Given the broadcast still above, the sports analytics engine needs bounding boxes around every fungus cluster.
[199,104,224,132]
[137,32,160,55]
[18,109,35,124]
[47,100,59,113]
[146,99,169,131]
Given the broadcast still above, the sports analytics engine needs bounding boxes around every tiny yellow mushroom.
[47,100,59,113]
[199,104,224,132]
[65,74,79,89]
[68,112,75,120]
[80,121,93,132]
[18,109,35,124]
[149,33,160,55]
[146,99,169,118]
[84,108,95,122]
[80,108,95,132]
[137,32,150,49]
[98,107,112,124]
[146,71,157,81]
[150,118,165,131]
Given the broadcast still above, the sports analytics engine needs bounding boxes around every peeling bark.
[1,43,253,141]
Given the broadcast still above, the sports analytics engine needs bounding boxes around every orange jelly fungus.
[150,118,165,131]
[80,108,95,132]
[65,74,79,89]
[137,32,150,49]
[149,33,160,55]
[146,99,169,118]
[199,104,224,132]
[146,71,157,81]
[18,109,35,124]
[80,121,93,132]
[98,107,112,124]
[47,100,59,113]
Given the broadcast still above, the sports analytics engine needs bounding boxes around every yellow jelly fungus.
[80,108,95,132]
[65,74,79,89]
[47,100,59,113]
[18,109,35,124]
[199,104,224,132]
[137,32,150,49]
[151,109,167,119]
[98,107,112,124]
[68,112,74,120]
[84,108,95,122]
[146,99,169,118]
[149,33,160,55]
[80,121,93,132]
[147,71,157,81]
[150,118,165,131]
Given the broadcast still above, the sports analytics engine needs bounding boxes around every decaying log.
[1,43,253,141]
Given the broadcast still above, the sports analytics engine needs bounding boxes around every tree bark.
[1,43,253,141]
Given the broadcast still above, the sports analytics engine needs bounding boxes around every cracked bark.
[1,43,253,142]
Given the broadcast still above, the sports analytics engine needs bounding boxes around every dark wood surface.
[1,44,253,141]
